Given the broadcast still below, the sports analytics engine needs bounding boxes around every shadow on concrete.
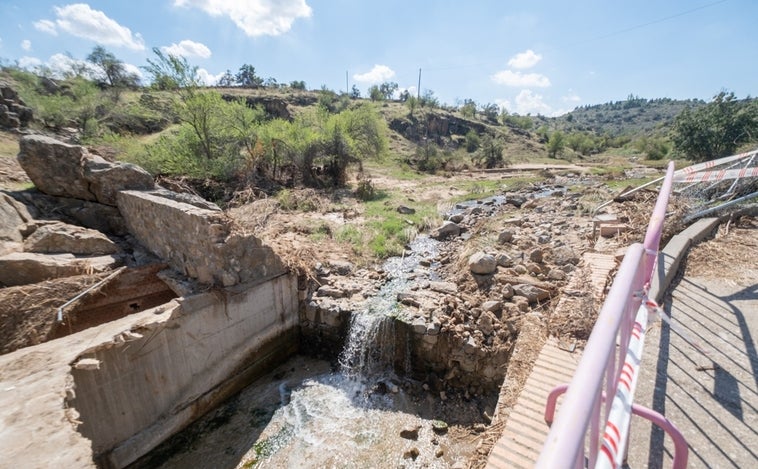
[647,268,758,468]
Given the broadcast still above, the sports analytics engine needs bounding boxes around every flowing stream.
[149,236,491,469]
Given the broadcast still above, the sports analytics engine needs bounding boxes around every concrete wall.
[117,190,285,287]
[68,273,299,468]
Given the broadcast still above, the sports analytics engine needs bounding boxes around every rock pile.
[2,135,286,288]
[304,186,595,396]
[0,82,33,130]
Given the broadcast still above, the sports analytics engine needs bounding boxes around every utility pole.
[346,70,349,95]
[417,68,421,100]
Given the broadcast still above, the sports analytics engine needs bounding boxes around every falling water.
[338,236,438,383]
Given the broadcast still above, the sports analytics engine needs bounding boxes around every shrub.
[465,130,480,153]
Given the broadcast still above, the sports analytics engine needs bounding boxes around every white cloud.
[174,0,312,37]
[353,64,395,84]
[562,91,581,103]
[18,56,42,69]
[161,39,212,59]
[197,68,224,85]
[21,40,31,51]
[33,19,58,35]
[507,49,542,69]
[48,4,145,50]
[47,53,94,76]
[123,62,144,79]
[501,89,566,117]
[491,70,550,88]
[399,85,417,97]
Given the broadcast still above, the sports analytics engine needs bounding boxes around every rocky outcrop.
[0,252,120,286]
[0,192,33,243]
[17,135,154,206]
[23,221,119,255]
[17,192,127,236]
[117,190,285,287]
[0,82,33,129]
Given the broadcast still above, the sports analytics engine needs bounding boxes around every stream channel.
[134,236,496,469]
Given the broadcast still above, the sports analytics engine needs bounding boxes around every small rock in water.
[390,383,400,393]
[473,423,487,433]
[400,424,421,440]
[439,391,447,401]
[403,447,420,460]
[435,448,445,458]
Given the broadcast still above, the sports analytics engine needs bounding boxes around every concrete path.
[627,273,758,467]
[486,338,580,468]
[486,252,617,468]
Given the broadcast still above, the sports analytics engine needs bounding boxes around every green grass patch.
[335,189,441,259]
[451,176,538,203]
[361,159,424,181]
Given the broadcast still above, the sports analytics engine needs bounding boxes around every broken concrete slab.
[117,190,285,287]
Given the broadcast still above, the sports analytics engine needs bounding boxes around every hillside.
[547,96,706,137]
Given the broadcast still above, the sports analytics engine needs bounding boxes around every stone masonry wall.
[117,190,285,287]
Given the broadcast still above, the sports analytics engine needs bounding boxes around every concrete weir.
[0,183,300,468]
[70,274,299,468]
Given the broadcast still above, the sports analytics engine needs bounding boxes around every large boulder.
[513,284,550,303]
[0,252,120,286]
[469,252,498,275]
[19,192,127,236]
[0,193,32,242]
[431,221,461,240]
[17,135,154,206]
[23,221,119,255]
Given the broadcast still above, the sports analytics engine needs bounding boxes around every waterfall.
[337,236,437,383]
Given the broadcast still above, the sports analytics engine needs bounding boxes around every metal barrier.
[536,162,687,468]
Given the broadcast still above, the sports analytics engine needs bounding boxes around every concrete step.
[485,252,616,468]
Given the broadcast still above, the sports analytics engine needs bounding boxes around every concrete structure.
[0,273,299,468]
[118,190,285,287]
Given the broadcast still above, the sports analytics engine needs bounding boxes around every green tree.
[420,89,439,109]
[236,64,264,88]
[379,82,399,100]
[547,131,566,158]
[406,95,418,116]
[368,85,383,101]
[671,91,757,161]
[460,99,477,118]
[289,80,306,90]
[86,46,139,100]
[480,103,499,123]
[217,70,235,87]
[350,84,361,99]
[142,47,198,92]
[634,136,670,160]
[476,135,504,168]
[465,130,480,152]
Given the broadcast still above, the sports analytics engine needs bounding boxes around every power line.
[422,0,729,73]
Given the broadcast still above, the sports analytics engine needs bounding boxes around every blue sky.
[0,0,755,116]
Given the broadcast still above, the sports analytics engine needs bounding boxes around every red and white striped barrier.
[597,297,651,469]
[677,149,757,175]
[673,166,758,183]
